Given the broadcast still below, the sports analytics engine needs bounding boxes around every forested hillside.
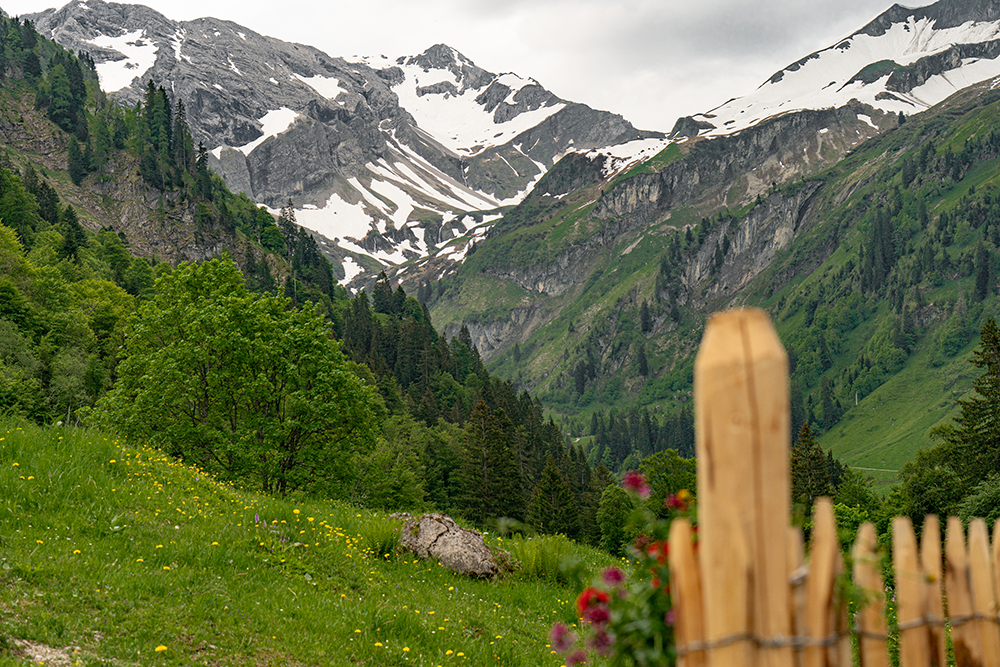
[422,75,1000,482]
[0,12,613,545]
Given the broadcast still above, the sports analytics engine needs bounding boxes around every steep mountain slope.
[673,0,1000,139]
[426,64,1000,478]
[28,0,659,285]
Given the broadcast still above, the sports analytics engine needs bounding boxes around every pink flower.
[549,623,576,653]
[566,649,588,666]
[601,566,625,587]
[587,629,614,656]
[583,605,610,626]
[622,471,651,498]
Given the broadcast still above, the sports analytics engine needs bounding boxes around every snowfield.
[692,16,1000,137]
[87,29,158,92]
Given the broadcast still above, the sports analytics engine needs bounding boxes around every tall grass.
[0,421,608,666]
[505,534,577,585]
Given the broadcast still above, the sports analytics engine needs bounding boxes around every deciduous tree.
[95,256,379,497]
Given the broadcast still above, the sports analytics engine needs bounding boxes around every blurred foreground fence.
[668,309,1000,667]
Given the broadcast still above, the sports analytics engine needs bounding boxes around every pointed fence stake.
[804,498,840,667]
[893,517,929,667]
[669,518,705,667]
[695,308,791,667]
[968,518,1000,664]
[853,522,888,667]
[920,515,946,667]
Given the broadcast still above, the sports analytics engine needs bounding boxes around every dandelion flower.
[402,647,410,652]
[154,646,167,652]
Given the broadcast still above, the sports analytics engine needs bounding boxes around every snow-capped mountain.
[26,0,659,286]
[673,0,1000,139]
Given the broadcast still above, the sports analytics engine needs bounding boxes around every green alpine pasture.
[0,422,619,666]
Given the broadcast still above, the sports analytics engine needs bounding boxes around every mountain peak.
[397,43,493,93]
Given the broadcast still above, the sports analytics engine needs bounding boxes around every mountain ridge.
[26,0,660,288]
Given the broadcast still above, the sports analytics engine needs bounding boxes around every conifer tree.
[67,136,86,186]
[790,423,832,515]
[937,318,1000,487]
[60,205,85,261]
[640,300,651,333]
[527,456,579,538]
[975,243,992,301]
[457,401,524,524]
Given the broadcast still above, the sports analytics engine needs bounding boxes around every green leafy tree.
[351,416,426,511]
[94,256,379,497]
[639,449,696,518]
[596,483,636,556]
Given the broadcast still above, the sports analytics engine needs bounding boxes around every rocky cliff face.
[600,102,891,237]
[29,0,659,288]
[685,182,824,300]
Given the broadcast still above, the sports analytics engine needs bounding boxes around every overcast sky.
[4,0,936,132]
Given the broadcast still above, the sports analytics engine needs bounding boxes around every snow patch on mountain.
[393,63,565,156]
[909,55,1000,104]
[292,73,346,100]
[691,16,1000,138]
[170,29,185,62]
[340,257,363,285]
[587,138,673,178]
[86,29,158,92]
[209,108,300,157]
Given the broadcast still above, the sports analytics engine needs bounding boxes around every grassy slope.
[0,422,615,666]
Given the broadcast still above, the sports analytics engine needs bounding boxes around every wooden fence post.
[669,518,706,667]
[804,498,841,667]
[968,518,1000,664]
[853,522,888,667]
[695,308,792,667]
[920,515,946,667]
[893,517,930,667]
[946,515,982,666]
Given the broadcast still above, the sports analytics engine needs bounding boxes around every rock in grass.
[394,513,506,578]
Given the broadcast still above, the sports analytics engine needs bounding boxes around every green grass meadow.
[0,422,619,666]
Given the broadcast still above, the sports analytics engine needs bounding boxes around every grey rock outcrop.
[394,513,503,578]
[30,3,662,285]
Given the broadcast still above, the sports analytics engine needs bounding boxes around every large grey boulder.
[393,513,503,578]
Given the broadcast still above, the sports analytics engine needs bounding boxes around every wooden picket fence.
[668,309,1000,667]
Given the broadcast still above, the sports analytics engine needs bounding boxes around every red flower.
[646,540,669,565]
[576,587,609,616]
